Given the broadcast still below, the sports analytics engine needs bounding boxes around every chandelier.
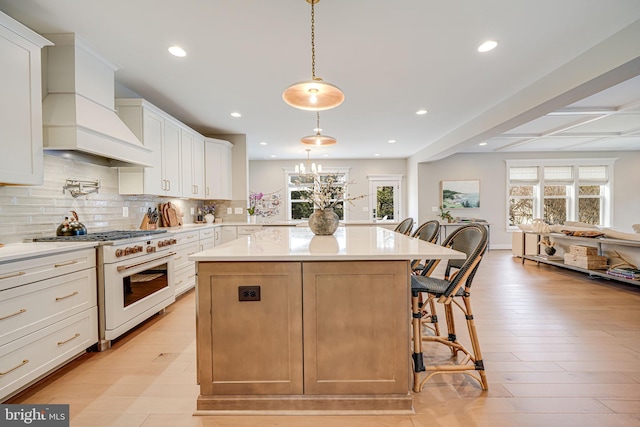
[295,148,322,174]
[300,112,337,146]
[282,0,344,111]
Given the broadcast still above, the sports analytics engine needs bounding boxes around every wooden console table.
[521,231,640,286]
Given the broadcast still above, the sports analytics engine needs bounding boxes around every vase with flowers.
[247,192,263,223]
[438,205,454,223]
[297,175,365,235]
[201,204,215,224]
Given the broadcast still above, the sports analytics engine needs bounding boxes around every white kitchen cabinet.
[116,99,181,197]
[220,226,237,244]
[0,12,51,185]
[0,247,98,401]
[204,137,233,200]
[181,130,205,199]
[172,231,198,297]
[198,228,215,251]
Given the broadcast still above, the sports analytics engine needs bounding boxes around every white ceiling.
[1,0,640,161]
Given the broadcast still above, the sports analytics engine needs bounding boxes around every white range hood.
[42,33,151,167]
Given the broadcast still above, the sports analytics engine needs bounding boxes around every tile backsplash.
[0,155,202,244]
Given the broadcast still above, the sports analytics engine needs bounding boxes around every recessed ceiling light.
[388,139,396,144]
[477,40,498,53]
[323,154,329,157]
[230,112,242,118]
[168,46,187,57]
[270,154,277,158]
[416,109,428,115]
[260,142,267,146]
[479,142,487,146]
[374,153,381,157]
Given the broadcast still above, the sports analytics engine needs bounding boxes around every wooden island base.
[194,393,414,414]
[196,260,413,414]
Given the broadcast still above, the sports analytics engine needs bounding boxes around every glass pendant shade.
[283,78,344,111]
[300,133,337,146]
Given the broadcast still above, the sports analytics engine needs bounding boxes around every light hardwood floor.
[7,250,640,426]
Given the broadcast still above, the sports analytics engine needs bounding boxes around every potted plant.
[438,205,454,223]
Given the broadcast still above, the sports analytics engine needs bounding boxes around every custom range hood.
[42,34,151,167]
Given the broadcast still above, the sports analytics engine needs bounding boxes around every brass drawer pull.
[175,256,183,260]
[55,291,79,301]
[176,280,183,285]
[57,333,80,346]
[0,271,26,280]
[54,260,78,268]
[0,308,27,321]
[0,359,29,376]
[188,274,196,279]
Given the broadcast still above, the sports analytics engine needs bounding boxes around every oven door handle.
[116,252,176,272]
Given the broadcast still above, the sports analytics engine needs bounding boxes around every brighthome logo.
[1,405,69,426]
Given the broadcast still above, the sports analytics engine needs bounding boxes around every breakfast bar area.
[190,226,464,414]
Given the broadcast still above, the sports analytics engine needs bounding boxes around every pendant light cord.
[311,0,316,80]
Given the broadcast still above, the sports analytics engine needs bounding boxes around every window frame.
[505,158,615,230]
[284,167,351,220]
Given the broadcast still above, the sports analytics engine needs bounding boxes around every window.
[368,175,403,221]
[286,169,349,220]
[505,159,614,229]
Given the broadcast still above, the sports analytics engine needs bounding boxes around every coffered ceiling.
[1,0,639,161]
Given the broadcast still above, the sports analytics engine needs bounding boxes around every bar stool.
[410,223,488,391]
[393,217,414,235]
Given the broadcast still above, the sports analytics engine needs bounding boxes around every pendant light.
[295,148,323,174]
[282,0,344,111]
[301,112,337,146]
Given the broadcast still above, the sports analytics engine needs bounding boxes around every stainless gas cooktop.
[34,229,168,242]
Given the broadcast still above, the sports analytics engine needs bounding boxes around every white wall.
[416,151,640,249]
[249,159,408,222]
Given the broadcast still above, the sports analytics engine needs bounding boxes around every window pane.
[544,185,566,196]
[291,174,314,185]
[509,185,534,197]
[291,202,314,219]
[579,166,607,181]
[544,166,572,181]
[509,198,533,226]
[543,199,566,224]
[509,166,537,180]
[578,198,601,224]
[579,185,601,196]
[376,186,395,219]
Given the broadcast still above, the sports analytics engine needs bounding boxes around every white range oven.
[36,230,178,351]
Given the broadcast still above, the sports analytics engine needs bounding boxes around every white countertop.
[0,242,98,263]
[189,226,464,262]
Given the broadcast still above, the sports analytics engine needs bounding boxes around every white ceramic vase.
[204,214,215,224]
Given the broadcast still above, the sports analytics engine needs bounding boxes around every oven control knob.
[115,249,124,257]
[135,245,143,253]
[170,239,177,245]
[124,247,133,255]
[158,240,165,247]
[147,246,156,253]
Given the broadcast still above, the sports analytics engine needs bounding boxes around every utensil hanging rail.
[63,179,100,198]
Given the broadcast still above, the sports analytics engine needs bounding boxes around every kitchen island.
[190,226,464,414]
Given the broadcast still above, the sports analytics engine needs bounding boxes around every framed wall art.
[441,180,480,209]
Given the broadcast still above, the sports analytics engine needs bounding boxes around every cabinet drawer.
[175,263,196,296]
[173,242,198,271]
[0,308,98,401]
[0,267,96,346]
[173,231,199,245]
[0,248,96,292]
[199,228,216,240]
[237,225,262,235]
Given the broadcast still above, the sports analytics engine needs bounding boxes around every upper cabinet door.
[0,13,51,185]
[204,138,232,200]
[162,120,182,197]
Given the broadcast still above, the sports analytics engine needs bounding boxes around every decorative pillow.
[564,221,599,229]
[633,224,640,233]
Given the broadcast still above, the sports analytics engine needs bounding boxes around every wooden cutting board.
[161,203,170,227]
[167,202,179,227]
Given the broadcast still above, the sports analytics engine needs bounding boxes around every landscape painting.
[441,180,480,209]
